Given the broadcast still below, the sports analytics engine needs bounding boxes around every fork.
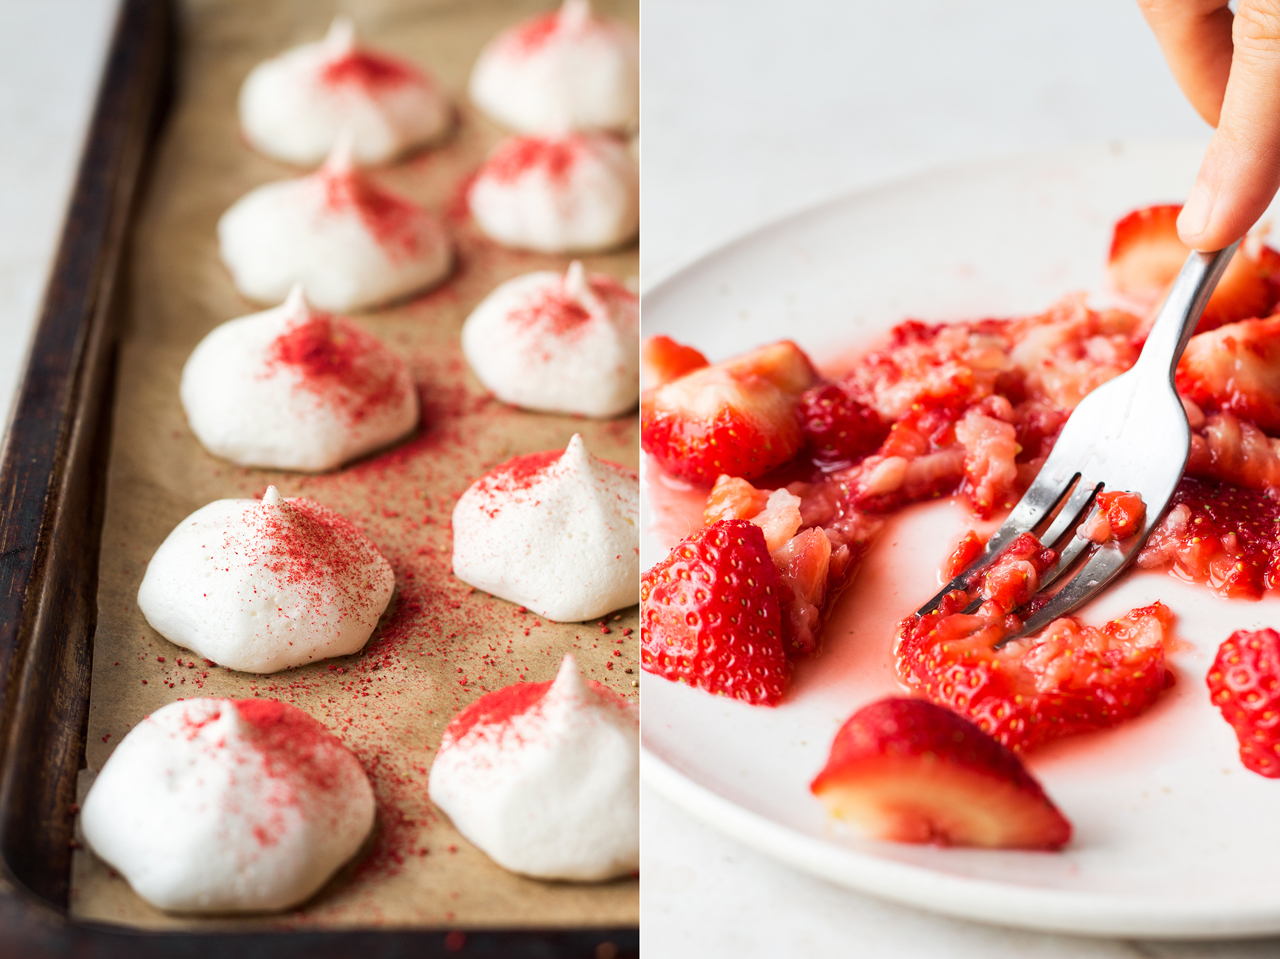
[914,240,1241,644]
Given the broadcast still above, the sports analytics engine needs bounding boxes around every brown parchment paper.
[68,0,638,931]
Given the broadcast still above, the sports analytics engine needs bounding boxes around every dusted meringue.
[181,287,418,472]
[81,698,374,913]
[451,434,638,621]
[240,17,451,166]
[467,133,638,253]
[137,486,394,673]
[218,138,452,311]
[461,261,638,417]
[428,655,638,881]
[470,0,638,134]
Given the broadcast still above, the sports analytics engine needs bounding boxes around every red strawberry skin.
[641,519,790,705]
[810,697,1072,849]
[798,383,888,464]
[641,341,818,484]
[1207,628,1280,777]
[896,598,1173,752]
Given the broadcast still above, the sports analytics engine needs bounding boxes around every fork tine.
[995,538,1143,646]
[1037,481,1100,552]
[914,464,1079,616]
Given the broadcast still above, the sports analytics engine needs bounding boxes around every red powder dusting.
[444,679,553,744]
[508,286,592,338]
[482,449,565,494]
[478,136,582,185]
[266,313,408,424]
[508,12,561,53]
[321,170,425,259]
[234,698,349,794]
[319,51,423,90]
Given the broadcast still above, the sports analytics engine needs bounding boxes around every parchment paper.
[68,0,639,930]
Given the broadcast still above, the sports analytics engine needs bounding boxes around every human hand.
[1138,0,1280,250]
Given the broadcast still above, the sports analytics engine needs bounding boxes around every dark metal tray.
[0,1,637,955]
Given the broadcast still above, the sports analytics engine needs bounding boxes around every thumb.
[1180,0,1280,250]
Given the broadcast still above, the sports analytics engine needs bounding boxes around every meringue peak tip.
[563,433,589,459]
[262,485,284,507]
[325,16,357,51]
[323,132,357,174]
[559,0,592,28]
[550,653,588,697]
[283,283,310,314]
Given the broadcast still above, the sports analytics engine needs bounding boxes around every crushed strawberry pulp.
[642,205,1280,752]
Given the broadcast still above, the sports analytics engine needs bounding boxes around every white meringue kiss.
[451,434,638,621]
[470,0,638,134]
[138,486,394,673]
[462,261,638,417]
[81,698,374,913]
[240,17,451,166]
[181,287,418,472]
[218,139,452,311]
[428,655,638,881]
[468,133,638,253]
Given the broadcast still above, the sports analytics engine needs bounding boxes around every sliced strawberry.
[1177,316,1280,434]
[975,532,1058,614]
[643,335,709,387]
[704,475,770,526]
[1207,628,1280,777]
[896,597,1173,752]
[955,399,1021,518]
[1108,204,1187,295]
[944,530,983,580]
[1108,204,1275,331]
[797,383,887,464]
[641,341,819,484]
[640,519,790,705]
[810,697,1072,849]
[1136,476,1280,599]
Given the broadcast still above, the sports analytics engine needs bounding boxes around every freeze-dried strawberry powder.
[319,50,423,90]
[267,315,408,424]
[320,169,425,258]
[234,698,352,794]
[480,136,582,185]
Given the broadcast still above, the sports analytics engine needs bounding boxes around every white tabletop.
[641,1,1279,956]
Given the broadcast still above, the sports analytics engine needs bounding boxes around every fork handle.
[1132,240,1242,381]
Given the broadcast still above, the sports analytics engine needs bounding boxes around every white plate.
[640,141,1280,939]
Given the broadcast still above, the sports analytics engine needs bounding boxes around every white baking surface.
[640,0,1280,955]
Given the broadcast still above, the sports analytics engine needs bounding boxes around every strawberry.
[810,697,1072,849]
[640,519,790,705]
[1177,316,1280,434]
[643,334,709,387]
[975,531,1058,614]
[1136,477,1280,599]
[896,597,1173,752]
[1207,628,1280,777]
[1081,490,1146,543]
[943,530,983,580]
[641,341,819,484]
[1108,204,1275,332]
[797,384,887,464]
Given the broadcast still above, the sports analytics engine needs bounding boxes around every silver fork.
[915,241,1241,643]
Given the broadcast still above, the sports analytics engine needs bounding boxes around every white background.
[641,1,1280,956]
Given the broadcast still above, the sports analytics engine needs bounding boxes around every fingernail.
[1179,182,1214,240]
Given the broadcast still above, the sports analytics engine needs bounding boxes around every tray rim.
[0,1,637,954]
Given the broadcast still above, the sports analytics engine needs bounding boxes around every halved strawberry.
[896,596,1173,752]
[1207,628,1280,777]
[643,335,709,387]
[641,341,819,484]
[1108,204,1275,332]
[640,519,790,705]
[810,697,1072,849]
[1177,316,1280,434]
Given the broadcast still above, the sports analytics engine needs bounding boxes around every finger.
[1137,0,1235,125]
[1179,0,1280,249]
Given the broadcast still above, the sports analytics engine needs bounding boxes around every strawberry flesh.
[1207,628,1280,777]
[810,697,1072,849]
[1177,316,1280,434]
[797,383,887,465]
[641,340,818,484]
[640,519,790,705]
[643,334,709,387]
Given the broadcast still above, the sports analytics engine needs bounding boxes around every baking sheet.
[69,0,638,930]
